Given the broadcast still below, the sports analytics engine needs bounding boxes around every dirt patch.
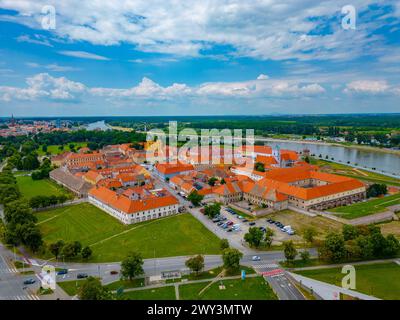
[268,210,343,242]
[380,221,400,239]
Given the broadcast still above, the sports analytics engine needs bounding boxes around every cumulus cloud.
[0,73,326,102]
[1,0,398,61]
[0,73,85,101]
[257,74,269,80]
[344,80,391,94]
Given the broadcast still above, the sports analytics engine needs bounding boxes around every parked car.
[259,226,266,232]
[77,273,88,279]
[227,221,234,226]
[23,278,36,285]
[251,256,261,261]
[217,221,224,226]
[226,228,233,232]
[243,219,249,223]
[287,230,295,235]
[249,222,256,226]
[268,219,275,224]
[110,270,119,275]
[212,218,220,223]
[57,269,68,275]
[238,215,244,219]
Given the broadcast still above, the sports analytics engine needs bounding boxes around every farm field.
[295,262,400,300]
[36,203,221,262]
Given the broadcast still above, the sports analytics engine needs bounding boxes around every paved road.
[0,244,40,300]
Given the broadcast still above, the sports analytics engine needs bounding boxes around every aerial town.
[1,0,399,311]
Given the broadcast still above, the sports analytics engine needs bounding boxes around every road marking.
[261,269,284,277]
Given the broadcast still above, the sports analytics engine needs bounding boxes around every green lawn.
[16,175,72,200]
[58,280,85,296]
[104,278,146,291]
[118,286,176,300]
[331,193,400,219]
[179,277,277,300]
[296,262,400,300]
[37,142,88,156]
[36,203,221,262]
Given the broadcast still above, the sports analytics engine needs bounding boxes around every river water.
[262,140,400,177]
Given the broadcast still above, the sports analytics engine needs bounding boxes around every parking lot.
[213,206,300,245]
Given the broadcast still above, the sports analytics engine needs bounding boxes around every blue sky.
[0,1,399,116]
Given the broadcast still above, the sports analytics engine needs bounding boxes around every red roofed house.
[88,186,179,224]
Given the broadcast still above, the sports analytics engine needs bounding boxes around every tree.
[342,225,359,241]
[319,232,346,262]
[220,178,226,185]
[383,234,400,257]
[185,255,204,275]
[187,190,204,207]
[366,184,387,198]
[300,250,311,264]
[20,222,43,252]
[204,203,221,218]
[220,238,229,250]
[302,227,317,244]
[81,246,93,260]
[283,241,297,264]
[121,252,144,281]
[61,241,82,259]
[264,228,274,248]
[244,227,264,248]
[222,248,243,273]
[208,177,218,186]
[254,162,265,172]
[78,277,112,300]
[49,240,65,259]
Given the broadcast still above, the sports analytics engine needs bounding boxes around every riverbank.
[255,136,400,156]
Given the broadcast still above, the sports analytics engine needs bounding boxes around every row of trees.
[48,240,93,260]
[29,194,71,209]
[2,200,43,252]
[319,225,400,263]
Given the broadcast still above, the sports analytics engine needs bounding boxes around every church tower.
[272,144,281,167]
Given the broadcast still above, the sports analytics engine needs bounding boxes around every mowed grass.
[179,277,277,300]
[36,142,87,156]
[313,159,400,187]
[58,280,85,296]
[295,262,400,300]
[119,286,176,300]
[16,175,71,200]
[331,193,400,219]
[36,203,221,262]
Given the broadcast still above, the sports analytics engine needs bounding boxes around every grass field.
[58,280,84,296]
[331,193,400,219]
[36,203,221,262]
[179,277,277,300]
[104,278,146,291]
[295,262,400,300]
[268,209,343,241]
[380,220,400,239]
[16,176,72,200]
[119,286,176,300]
[312,158,400,187]
[36,142,87,156]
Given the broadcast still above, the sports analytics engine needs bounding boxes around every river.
[260,140,400,177]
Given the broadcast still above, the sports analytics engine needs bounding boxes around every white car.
[252,255,261,261]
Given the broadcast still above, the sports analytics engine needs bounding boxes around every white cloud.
[26,62,80,72]
[1,0,398,61]
[344,80,390,94]
[0,73,85,101]
[0,73,326,102]
[257,74,269,80]
[16,34,53,47]
[58,50,110,61]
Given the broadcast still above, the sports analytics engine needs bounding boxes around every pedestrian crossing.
[252,263,284,277]
[0,294,40,300]
[0,267,18,274]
